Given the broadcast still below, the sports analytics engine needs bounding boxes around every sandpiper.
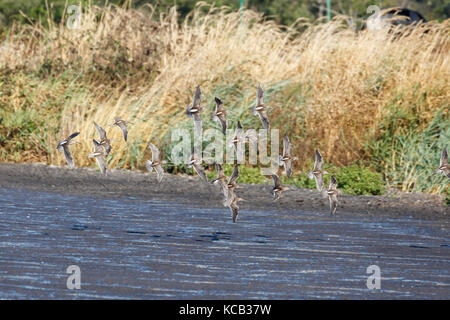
[252,84,270,130]
[230,121,258,152]
[225,188,245,223]
[307,149,329,191]
[327,175,339,215]
[93,121,112,156]
[186,86,203,137]
[88,139,107,174]
[109,117,129,142]
[211,97,227,134]
[56,132,80,168]
[211,163,229,199]
[146,142,165,183]
[279,134,298,178]
[271,173,289,200]
[436,147,450,179]
[187,149,208,183]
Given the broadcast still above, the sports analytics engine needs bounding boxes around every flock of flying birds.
[56,84,450,223]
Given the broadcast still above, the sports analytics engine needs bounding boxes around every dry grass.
[0,3,449,176]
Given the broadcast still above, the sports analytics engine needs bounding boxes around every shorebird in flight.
[279,134,298,178]
[271,173,289,200]
[436,147,450,179]
[252,84,270,130]
[187,149,208,183]
[109,117,129,142]
[226,189,245,223]
[93,121,112,156]
[56,132,80,168]
[307,149,329,191]
[186,86,203,137]
[217,164,241,207]
[211,163,229,200]
[146,142,165,183]
[230,121,258,153]
[211,97,227,134]
[88,139,107,174]
[327,175,339,215]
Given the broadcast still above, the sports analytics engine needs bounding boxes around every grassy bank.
[0,3,448,196]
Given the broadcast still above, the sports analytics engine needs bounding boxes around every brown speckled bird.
[57,132,80,168]
[436,147,450,179]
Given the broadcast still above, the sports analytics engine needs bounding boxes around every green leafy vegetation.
[0,3,448,200]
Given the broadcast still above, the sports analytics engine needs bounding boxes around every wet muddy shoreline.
[0,162,447,222]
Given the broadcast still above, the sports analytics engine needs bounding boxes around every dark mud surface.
[0,163,449,299]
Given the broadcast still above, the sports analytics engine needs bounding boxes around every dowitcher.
[279,134,298,178]
[225,188,245,223]
[56,132,80,168]
[146,142,165,183]
[230,121,258,152]
[109,117,129,142]
[186,86,203,137]
[187,149,208,183]
[88,139,107,175]
[93,121,112,156]
[307,149,329,191]
[211,97,227,134]
[436,147,450,179]
[211,163,229,199]
[271,173,289,200]
[252,84,270,130]
[327,175,339,215]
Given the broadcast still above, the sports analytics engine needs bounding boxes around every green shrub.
[367,106,449,194]
[333,164,384,195]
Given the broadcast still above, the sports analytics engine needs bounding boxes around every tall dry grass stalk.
[0,3,448,171]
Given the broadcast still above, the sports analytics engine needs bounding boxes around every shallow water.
[0,187,449,299]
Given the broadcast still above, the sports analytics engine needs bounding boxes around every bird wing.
[441,147,448,167]
[117,121,128,142]
[148,143,161,163]
[95,156,107,175]
[256,84,264,106]
[219,116,227,134]
[193,163,208,183]
[155,164,164,183]
[314,172,324,191]
[230,203,239,223]
[271,174,281,189]
[314,149,323,171]
[94,121,107,141]
[214,97,223,111]
[245,130,258,149]
[219,181,229,198]
[67,132,80,141]
[216,163,225,178]
[329,194,338,215]
[228,165,239,185]
[102,142,112,156]
[62,144,74,168]
[329,175,338,190]
[192,86,202,112]
[283,135,291,157]
[284,159,293,178]
[257,110,270,130]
